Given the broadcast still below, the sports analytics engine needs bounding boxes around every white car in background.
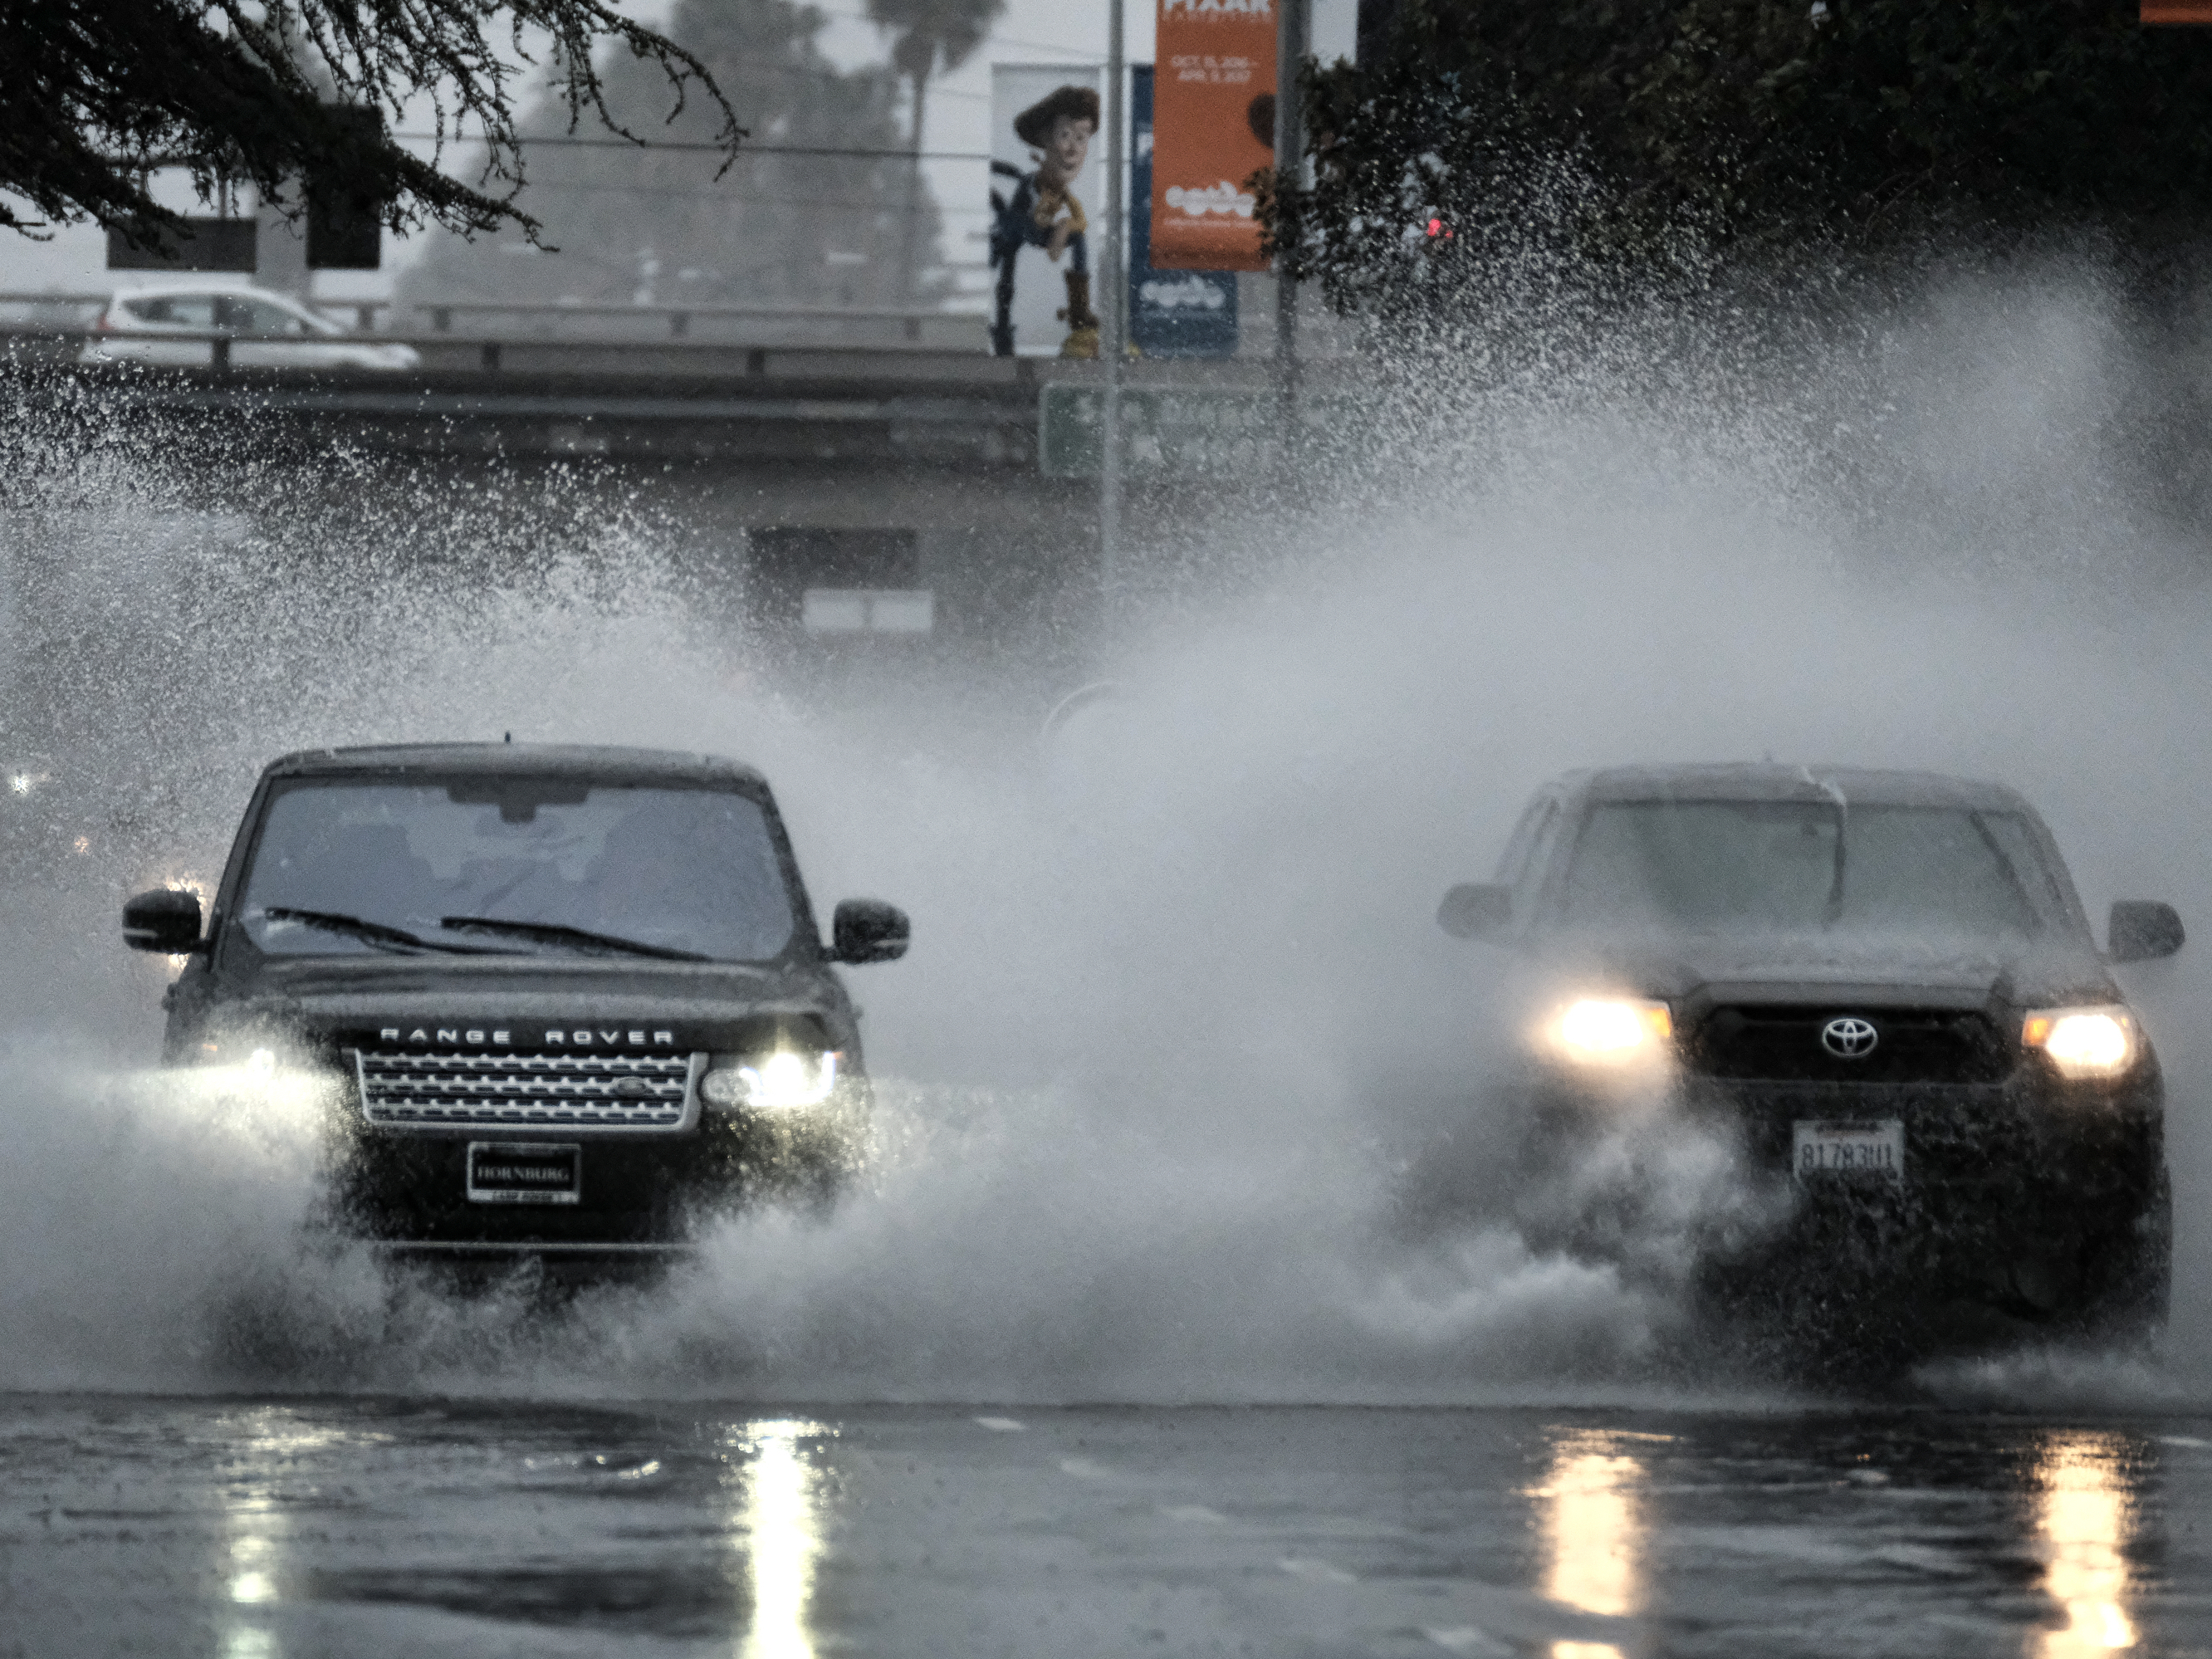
[81,283,419,370]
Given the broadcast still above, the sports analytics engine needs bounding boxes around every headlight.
[185,1038,340,1108]
[1542,997,1673,1066]
[2023,1007,2136,1079]
[701,1050,840,1110]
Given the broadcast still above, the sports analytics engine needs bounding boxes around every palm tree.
[868,0,1005,301]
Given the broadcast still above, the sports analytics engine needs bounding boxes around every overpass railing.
[0,327,1022,378]
[411,299,978,345]
[0,291,988,350]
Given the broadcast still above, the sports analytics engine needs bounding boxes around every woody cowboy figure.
[989,85,1100,359]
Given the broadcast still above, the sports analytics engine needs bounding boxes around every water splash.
[3,253,2210,1406]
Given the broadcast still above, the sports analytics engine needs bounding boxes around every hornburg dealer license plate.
[466,1142,583,1204]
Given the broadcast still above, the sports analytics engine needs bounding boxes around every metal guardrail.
[413,299,981,342]
[0,325,1006,374]
[0,291,398,330]
[0,325,1334,389]
[0,292,986,342]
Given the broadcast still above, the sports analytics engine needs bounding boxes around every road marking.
[1423,1627,1511,1656]
[1276,1557,1355,1583]
[972,1417,1025,1432]
[1160,1504,1226,1524]
[1059,1457,1111,1480]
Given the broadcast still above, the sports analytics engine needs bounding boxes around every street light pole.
[1100,0,1127,612]
[1273,0,1309,477]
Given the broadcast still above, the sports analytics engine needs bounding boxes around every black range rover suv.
[1435,764,2184,1363]
[122,743,909,1266]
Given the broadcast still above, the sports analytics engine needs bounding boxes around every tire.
[2076,1167,2170,1343]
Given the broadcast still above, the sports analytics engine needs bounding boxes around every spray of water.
[2,254,2209,1406]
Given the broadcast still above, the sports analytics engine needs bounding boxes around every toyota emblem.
[1820,1015,1879,1059]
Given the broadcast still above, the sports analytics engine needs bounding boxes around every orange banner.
[2144,0,2212,18]
[1151,0,1276,272]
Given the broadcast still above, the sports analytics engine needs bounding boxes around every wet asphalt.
[4,1397,2207,1657]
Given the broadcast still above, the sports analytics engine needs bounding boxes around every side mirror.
[1437,882,1513,940]
[123,888,203,954]
[2109,900,2185,963]
[831,898,909,965]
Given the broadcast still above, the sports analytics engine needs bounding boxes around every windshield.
[1555,800,2069,940]
[236,777,799,962]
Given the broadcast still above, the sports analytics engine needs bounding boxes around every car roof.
[259,741,769,790]
[110,278,269,298]
[1543,763,2034,813]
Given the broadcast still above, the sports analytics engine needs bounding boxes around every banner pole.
[1101,0,1127,614]
[1273,0,1309,482]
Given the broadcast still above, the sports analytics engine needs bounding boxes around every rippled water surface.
[7,1398,2210,1657]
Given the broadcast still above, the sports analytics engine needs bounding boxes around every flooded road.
[4,1397,2206,1657]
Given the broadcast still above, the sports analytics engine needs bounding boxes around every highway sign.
[1040,384,1341,477]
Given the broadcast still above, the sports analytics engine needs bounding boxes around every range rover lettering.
[122,743,910,1270]
[1434,764,2182,1368]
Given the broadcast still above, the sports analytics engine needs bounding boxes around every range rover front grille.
[1686,1006,2010,1085]
[355,1050,702,1132]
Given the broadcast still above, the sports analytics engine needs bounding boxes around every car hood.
[193,953,849,1051]
[1527,927,2117,1009]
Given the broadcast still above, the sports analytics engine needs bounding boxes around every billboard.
[1151,0,1276,272]
[1131,66,1238,357]
[105,218,257,272]
[308,189,382,270]
[306,106,389,269]
[989,66,1104,357]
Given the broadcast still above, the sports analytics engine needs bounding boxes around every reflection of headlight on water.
[220,1412,361,1655]
[1538,1428,1648,1658]
[2033,1430,2138,1658]
[732,1419,832,1659]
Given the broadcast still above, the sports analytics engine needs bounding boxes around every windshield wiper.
[260,907,512,956]
[438,915,712,962]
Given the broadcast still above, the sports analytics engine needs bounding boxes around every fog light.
[2024,1007,2136,1079]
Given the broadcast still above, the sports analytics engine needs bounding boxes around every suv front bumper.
[1517,1069,2169,1338]
[322,1096,869,1247]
